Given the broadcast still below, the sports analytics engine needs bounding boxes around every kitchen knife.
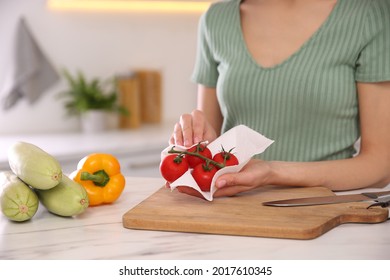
[263,190,390,207]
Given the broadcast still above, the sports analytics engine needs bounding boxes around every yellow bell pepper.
[71,153,125,206]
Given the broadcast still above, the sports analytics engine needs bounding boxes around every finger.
[212,185,253,197]
[180,114,194,147]
[215,172,256,189]
[170,122,183,146]
[191,110,206,144]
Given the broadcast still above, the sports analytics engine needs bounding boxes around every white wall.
[0,0,201,134]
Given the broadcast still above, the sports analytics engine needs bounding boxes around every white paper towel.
[161,125,274,201]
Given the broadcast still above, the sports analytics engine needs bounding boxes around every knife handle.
[367,200,390,209]
[362,190,390,199]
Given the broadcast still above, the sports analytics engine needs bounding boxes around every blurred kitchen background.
[0,0,214,177]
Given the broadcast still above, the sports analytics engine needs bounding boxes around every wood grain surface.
[122,185,389,240]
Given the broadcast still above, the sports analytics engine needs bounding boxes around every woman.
[169,0,390,198]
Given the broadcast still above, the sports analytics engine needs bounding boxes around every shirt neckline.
[235,0,342,71]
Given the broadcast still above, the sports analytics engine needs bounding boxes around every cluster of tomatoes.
[160,143,239,192]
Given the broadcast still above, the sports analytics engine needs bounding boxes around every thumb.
[215,173,246,189]
[215,172,256,189]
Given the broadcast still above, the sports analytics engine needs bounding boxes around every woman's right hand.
[169,109,218,147]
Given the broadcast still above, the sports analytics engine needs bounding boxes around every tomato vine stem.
[168,147,225,169]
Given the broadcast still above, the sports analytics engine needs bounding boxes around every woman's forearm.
[268,154,390,191]
[268,82,390,191]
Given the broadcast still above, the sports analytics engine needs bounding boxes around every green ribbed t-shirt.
[191,0,390,162]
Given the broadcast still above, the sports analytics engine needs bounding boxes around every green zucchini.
[36,175,89,217]
[8,141,62,190]
[0,171,39,222]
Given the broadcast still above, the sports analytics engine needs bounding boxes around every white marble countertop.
[1,176,389,260]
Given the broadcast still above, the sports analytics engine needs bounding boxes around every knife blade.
[262,190,390,207]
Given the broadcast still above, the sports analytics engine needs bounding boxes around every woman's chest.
[239,0,338,68]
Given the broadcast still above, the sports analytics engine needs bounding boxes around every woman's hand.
[173,159,273,199]
[169,109,218,147]
[212,159,272,197]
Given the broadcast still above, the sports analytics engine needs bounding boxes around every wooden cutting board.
[122,185,388,240]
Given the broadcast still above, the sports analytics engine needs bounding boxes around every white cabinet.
[0,123,173,179]
[59,146,164,178]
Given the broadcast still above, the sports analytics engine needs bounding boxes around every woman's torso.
[192,0,389,161]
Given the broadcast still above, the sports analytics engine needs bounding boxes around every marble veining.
[1,177,389,260]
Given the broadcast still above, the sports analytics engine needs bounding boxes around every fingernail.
[216,180,226,188]
[184,139,192,147]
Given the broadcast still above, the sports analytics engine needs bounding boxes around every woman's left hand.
[212,159,272,197]
[173,159,272,198]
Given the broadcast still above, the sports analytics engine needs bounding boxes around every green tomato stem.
[168,147,225,169]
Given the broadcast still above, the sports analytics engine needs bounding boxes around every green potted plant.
[58,69,127,133]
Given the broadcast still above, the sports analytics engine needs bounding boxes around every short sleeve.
[191,11,219,87]
[355,0,390,82]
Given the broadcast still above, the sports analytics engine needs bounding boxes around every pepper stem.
[80,170,110,187]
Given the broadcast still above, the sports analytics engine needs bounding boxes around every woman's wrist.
[265,161,283,186]
[265,160,323,188]
[250,159,283,187]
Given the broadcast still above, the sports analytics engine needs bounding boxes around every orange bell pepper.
[71,153,125,206]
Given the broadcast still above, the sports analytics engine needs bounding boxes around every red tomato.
[186,143,212,168]
[191,163,217,192]
[160,154,189,183]
[212,148,239,169]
